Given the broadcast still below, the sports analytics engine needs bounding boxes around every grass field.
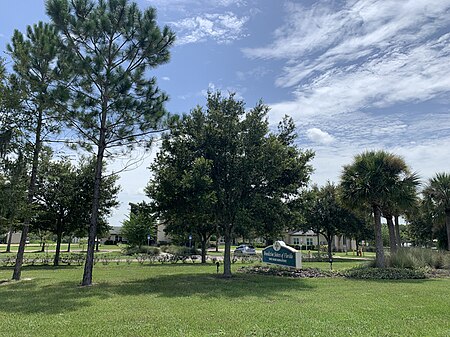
[0,243,123,254]
[1,262,449,337]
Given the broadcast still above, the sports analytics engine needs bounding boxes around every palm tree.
[382,172,420,252]
[340,150,415,267]
[424,173,450,250]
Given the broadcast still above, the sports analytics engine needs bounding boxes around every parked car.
[233,244,256,255]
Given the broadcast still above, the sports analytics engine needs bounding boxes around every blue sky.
[1,0,450,227]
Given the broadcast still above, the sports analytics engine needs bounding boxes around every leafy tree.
[121,202,155,248]
[34,156,120,265]
[46,0,175,285]
[0,153,29,253]
[146,116,218,263]
[302,182,366,260]
[340,151,416,267]
[147,93,313,276]
[423,172,450,250]
[7,22,68,280]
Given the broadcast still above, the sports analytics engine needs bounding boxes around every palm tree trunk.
[373,205,385,268]
[394,215,402,247]
[446,211,450,251]
[386,214,397,253]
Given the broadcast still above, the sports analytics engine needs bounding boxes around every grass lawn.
[0,243,123,253]
[1,262,449,337]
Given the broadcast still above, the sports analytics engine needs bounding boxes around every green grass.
[1,262,449,337]
[0,244,123,258]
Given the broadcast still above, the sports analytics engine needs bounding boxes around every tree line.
[1,0,449,282]
[0,0,175,285]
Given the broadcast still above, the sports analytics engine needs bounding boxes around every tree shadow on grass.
[1,265,80,271]
[0,272,314,315]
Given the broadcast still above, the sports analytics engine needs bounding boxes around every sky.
[1,0,450,227]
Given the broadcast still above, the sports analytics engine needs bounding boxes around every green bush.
[122,245,160,256]
[160,245,198,256]
[345,266,426,279]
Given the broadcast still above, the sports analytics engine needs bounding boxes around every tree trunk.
[446,211,450,251]
[6,225,13,253]
[373,205,385,268]
[12,108,43,281]
[81,130,106,286]
[95,237,100,252]
[394,215,402,247]
[326,235,333,261]
[386,214,397,253]
[200,238,207,264]
[67,238,71,252]
[215,235,219,252]
[316,232,320,257]
[223,231,232,278]
[54,218,63,266]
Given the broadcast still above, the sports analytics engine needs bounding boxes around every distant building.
[284,230,357,252]
[101,226,127,244]
[1,231,22,244]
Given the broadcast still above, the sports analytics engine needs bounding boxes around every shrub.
[122,245,160,256]
[386,248,450,270]
[344,267,426,280]
[160,245,198,256]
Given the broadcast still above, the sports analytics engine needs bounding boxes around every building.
[283,230,357,252]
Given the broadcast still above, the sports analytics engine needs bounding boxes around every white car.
[233,245,256,256]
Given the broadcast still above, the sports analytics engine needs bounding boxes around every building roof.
[287,230,316,236]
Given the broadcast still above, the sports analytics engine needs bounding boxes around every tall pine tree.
[46,0,175,285]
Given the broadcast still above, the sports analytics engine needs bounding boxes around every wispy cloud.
[171,12,249,45]
[149,0,246,11]
[236,66,270,81]
[243,0,450,118]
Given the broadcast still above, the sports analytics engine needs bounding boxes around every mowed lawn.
[1,262,449,337]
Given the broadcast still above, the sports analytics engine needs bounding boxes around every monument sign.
[262,241,302,269]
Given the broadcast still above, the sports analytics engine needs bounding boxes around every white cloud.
[306,128,335,145]
[149,0,246,10]
[171,12,248,45]
[245,0,450,119]
[236,66,270,81]
[162,76,170,81]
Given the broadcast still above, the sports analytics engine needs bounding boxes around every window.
[293,237,300,245]
[306,238,313,246]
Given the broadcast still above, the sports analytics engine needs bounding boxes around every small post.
[329,257,333,271]
[216,261,220,274]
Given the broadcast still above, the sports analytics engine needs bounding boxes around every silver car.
[233,244,256,255]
